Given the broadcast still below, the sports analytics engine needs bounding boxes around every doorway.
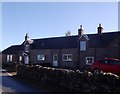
[53,54,58,67]
[24,55,29,64]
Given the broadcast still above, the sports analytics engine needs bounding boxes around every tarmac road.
[0,69,50,94]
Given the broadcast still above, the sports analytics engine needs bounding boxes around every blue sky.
[1,2,118,51]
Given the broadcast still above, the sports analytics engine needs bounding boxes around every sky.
[1,1,119,51]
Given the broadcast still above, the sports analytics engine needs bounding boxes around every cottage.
[2,24,120,70]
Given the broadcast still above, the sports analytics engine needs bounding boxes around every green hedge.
[17,64,120,93]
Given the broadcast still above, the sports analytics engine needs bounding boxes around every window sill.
[86,63,93,65]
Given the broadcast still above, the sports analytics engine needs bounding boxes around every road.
[0,69,53,94]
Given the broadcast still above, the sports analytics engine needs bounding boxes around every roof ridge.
[32,31,120,40]
[32,35,78,40]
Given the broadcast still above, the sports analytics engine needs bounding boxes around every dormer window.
[80,41,86,51]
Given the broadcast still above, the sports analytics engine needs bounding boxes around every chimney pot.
[80,25,82,29]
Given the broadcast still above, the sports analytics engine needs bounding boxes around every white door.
[24,56,29,64]
[53,54,58,67]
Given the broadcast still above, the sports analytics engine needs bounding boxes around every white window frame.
[9,55,13,62]
[7,55,10,62]
[7,55,13,62]
[62,54,72,61]
[80,41,86,51]
[37,54,45,61]
[86,57,94,65]
[19,56,22,62]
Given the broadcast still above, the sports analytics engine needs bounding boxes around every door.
[24,56,29,64]
[53,54,58,67]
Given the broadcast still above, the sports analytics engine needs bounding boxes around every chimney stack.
[97,24,103,34]
[25,33,29,41]
[78,25,84,36]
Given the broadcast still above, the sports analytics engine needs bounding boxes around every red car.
[91,58,120,74]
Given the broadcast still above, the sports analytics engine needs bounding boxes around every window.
[80,41,86,51]
[100,59,120,65]
[7,55,13,62]
[53,54,58,61]
[109,60,120,65]
[37,54,45,61]
[25,45,29,52]
[62,54,72,61]
[7,55,10,62]
[10,55,13,62]
[19,56,22,61]
[100,60,109,64]
[86,57,94,65]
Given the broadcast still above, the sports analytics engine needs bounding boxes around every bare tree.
[65,31,71,36]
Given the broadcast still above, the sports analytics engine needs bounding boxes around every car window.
[105,60,109,64]
[99,59,120,65]
[100,60,109,64]
[109,60,120,65]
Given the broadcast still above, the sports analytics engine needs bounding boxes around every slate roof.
[31,31,120,49]
[88,32,120,47]
[2,45,24,54]
[31,36,78,49]
[2,31,120,53]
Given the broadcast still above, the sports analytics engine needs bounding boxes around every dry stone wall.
[17,64,120,93]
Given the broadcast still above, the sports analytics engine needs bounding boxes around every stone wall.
[17,64,120,93]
